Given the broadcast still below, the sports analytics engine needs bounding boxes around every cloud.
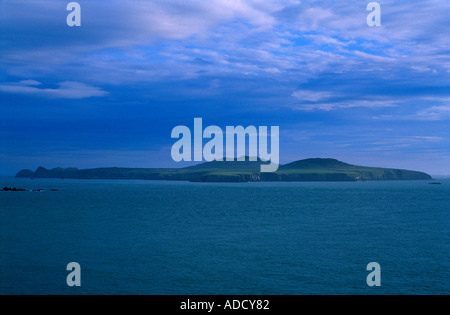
[0,0,278,48]
[303,34,353,47]
[290,87,402,111]
[4,0,441,118]
[291,90,338,102]
[0,80,108,99]
[374,97,450,121]
[16,80,41,86]
[411,136,443,142]
[2,0,449,89]
[290,99,397,112]
[414,105,450,121]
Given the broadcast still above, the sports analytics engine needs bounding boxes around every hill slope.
[16,158,432,182]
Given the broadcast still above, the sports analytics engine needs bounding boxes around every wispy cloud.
[290,100,397,112]
[416,105,450,121]
[375,101,450,121]
[290,90,398,111]
[291,90,338,102]
[0,81,108,99]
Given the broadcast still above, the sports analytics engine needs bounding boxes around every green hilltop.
[16,158,432,182]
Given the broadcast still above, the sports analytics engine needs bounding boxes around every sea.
[0,178,449,295]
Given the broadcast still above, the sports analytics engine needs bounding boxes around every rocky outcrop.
[1,187,26,191]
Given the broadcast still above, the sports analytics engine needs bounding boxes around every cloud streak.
[0,81,108,99]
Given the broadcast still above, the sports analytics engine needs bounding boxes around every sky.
[0,0,449,175]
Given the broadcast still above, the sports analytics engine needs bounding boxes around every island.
[15,158,432,182]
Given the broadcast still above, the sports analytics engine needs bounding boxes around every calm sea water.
[0,178,449,295]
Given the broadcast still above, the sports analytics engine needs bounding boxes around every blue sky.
[1,0,449,175]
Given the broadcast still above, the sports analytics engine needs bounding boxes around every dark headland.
[16,158,432,183]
